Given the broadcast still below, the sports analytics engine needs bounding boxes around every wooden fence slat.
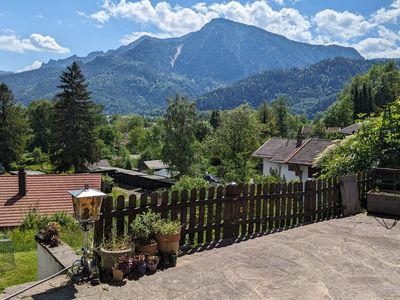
[275,183,282,229]
[255,184,262,233]
[298,182,304,224]
[248,184,256,235]
[268,183,275,231]
[286,182,292,228]
[205,187,215,243]
[198,188,206,245]
[180,190,188,246]
[240,184,249,236]
[189,189,197,244]
[215,186,224,241]
[292,182,298,226]
[170,191,178,221]
[94,199,105,246]
[116,195,125,237]
[127,195,136,235]
[280,183,287,228]
[322,178,327,219]
[160,191,169,219]
[261,183,268,232]
[104,196,114,241]
[140,194,147,208]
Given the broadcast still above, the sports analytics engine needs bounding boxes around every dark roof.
[301,126,313,136]
[325,127,341,133]
[253,138,333,166]
[285,139,334,166]
[339,123,361,135]
[0,174,102,227]
[252,138,299,162]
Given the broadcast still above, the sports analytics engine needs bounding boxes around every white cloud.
[372,0,400,24]
[35,14,44,19]
[0,33,69,54]
[121,31,174,45]
[273,0,285,5]
[313,9,375,41]
[96,0,312,42]
[90,10,110,23]
[16,60,43,73]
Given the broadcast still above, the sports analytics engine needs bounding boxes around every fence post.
[223,182,240,240]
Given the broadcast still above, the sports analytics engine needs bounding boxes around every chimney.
[18,169,27,196]
[296,135,303,147]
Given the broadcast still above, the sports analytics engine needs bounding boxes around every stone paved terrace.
[4,213,400,299]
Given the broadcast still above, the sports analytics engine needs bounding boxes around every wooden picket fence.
[94,172,373,248]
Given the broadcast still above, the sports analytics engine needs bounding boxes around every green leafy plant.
[130,210,160,245]
[101,234,131,251]
[155,219,181,235]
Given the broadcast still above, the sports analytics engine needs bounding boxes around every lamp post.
[69,185,106,274]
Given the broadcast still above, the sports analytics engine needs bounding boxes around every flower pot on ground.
[130,210,160,256]
[133,254,146,276]
[118,253,133,275]
[99,235,133,272]
[146,255,159,272]
[155,219,181,255]
[170,251,178,267]
[112,267,124,281]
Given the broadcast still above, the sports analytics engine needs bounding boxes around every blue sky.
[0,0,399,72]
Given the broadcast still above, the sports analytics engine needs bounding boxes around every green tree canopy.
[0,83,30,170]
[210,104,261,182]
[162,94,196,175]
[50,62,101,172]
[27,99,53,153]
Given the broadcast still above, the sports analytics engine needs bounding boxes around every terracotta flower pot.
[112,268,124,281]
[136,241,158,255]
[99,248,132,272]
[155,232,180,254]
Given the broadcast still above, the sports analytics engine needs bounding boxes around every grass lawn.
[0,227,85,293]
[0,251,37,293]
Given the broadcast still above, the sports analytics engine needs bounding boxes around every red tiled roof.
[0,173,102,227]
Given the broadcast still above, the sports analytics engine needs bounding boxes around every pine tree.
[209,110,220,129]
[0,83,30,170]
[272,96,289,137]
[50,62,100,172]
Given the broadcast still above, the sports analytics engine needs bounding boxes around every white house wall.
[262,158,310,181]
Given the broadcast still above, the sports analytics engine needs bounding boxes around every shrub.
[155,219,181,235]
[101,235,131,251]
[171,176,210,192]
[102,175,114,193]
[21,209,78,230]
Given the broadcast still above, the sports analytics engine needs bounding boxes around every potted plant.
[146,255,159,272]
[99,235,133,272]
[118,253,133,275]
[112,256,124,282]
[133,254,146,276]
[130,210,160,255]
[155,219,181,255]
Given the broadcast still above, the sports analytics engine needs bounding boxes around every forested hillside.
[197,58,383,117]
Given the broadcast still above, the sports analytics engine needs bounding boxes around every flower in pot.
[130,210,160,255]
[118,253,133,275]
[146,255,159,272]
[155,219,181,255]
[99,235,133,273]
[133,254,146,276]
[112,256,124,282]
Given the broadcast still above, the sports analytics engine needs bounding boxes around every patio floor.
[5,213,400,299]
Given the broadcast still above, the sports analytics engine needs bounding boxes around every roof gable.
[285,139,334,166]
[252,138,300,162]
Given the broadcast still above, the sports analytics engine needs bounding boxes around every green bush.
[130,210,160,244]
[171,176,210,192]
[21,209,78,230]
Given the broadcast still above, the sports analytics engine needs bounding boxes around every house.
[252,137,334,181]
[0,170,102,228]
[339,123,361,136]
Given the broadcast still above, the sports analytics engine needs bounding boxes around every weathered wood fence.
[94,172,372,248]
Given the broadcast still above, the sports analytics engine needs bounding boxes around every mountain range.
[0,18,364,115]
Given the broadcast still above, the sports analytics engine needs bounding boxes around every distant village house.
[252,137,334,181]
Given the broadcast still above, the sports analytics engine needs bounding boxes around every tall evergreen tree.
[162,94,196,175]
[209,110,221,129]
[27,99,53,152]
[50,62,100,172]
[0,83,30,170]
[258,101,277,138]
[271,96,289,137]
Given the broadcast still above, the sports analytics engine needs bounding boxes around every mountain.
[0,18,363,114]
[0,70,13,75]
[197,57,381,117]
